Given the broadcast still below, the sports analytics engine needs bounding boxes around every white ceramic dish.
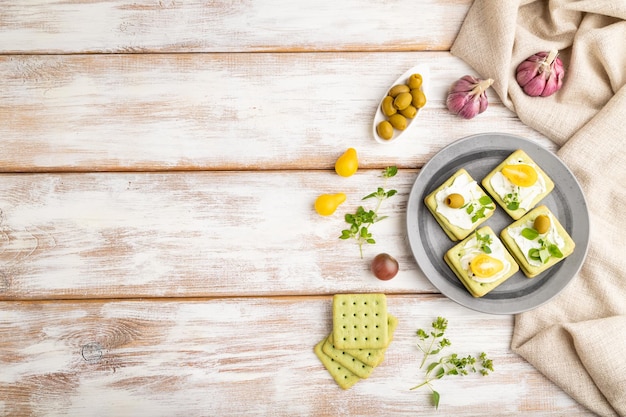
[372,65,429,144]
[406,133,590,314]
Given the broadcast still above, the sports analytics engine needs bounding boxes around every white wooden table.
[0,1,595,415]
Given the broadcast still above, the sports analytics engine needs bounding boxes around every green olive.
[411,89,427,108]
[444,193,464,208]
[408,74,423,90]
[534,214,551,234]
[388,84,410,97]
[376,120,394,140]
[393,92,412,110]
[381,96,397,117]
[399,105,417,119]
[388,114,407,130]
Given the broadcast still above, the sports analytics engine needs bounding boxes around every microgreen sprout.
[462,195,494,223]
[503,190,520,211]
[410,317,494,409]
[340,166,397,258]
[475,231,493,254]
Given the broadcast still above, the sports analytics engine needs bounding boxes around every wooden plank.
[0,169,437,300]
[0,296,592,416]
[0,52,555,172]
[0,0,470,54]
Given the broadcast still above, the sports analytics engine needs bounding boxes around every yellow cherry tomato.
[314,193,346,216]
[470,254,504,278]
[501,164,538,187]
[335,148,358,177]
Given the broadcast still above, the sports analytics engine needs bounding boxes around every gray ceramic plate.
[406,133,589,314]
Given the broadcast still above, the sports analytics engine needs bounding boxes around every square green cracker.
[482,149,554,220]
[500,205,575,278]
[424,168,496,241]
[444,226,519,297]
[314,337,360,390]
[322,335,375,378]
[340,314,398,367]
[332,293,388,350]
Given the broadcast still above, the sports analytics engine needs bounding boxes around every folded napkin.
[451,1,626,416]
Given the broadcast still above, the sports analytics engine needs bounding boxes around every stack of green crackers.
[315,293,398,389]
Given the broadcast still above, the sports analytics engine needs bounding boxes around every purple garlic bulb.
[446,76,494,119]
[516,50,564,97]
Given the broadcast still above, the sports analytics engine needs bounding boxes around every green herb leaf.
[466,204,474,214]
[432,390,441,409]
[521,228,539,240]
[412,317,493,409]
[548,244,563,258]
[479,195,493,205]
[507,201,520,210]
[471,207,486,223]
[503,191,520,211]
[340,168,399,258]
[383,166,398,178]
[475,231,492,253]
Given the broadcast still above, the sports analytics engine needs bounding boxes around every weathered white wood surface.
[0,296,590,416]
[0,0,595,415]
[0,169,435,299]
[0,52,554,172]
[0,0,468,53]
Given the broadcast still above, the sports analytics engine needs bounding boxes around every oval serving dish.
[372,64,429,144]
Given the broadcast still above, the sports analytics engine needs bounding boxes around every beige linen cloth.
[451,1,626,416]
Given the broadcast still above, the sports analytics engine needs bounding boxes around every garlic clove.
[446,76,494,119]
[516,49,564,97]
[447,91,480,119]
[541,74,560,97]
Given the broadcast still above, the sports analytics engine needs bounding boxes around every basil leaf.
[521,228,539,240]
[466,204,474,214]
[479,195,493,205]
[481,244,492,254]
[507,202,520,210]
[548,244,563,258]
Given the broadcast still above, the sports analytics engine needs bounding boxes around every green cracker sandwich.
[482,149,554,220]
[500,205,575,278]
[424,168,495,241]
[444,226,519,297]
